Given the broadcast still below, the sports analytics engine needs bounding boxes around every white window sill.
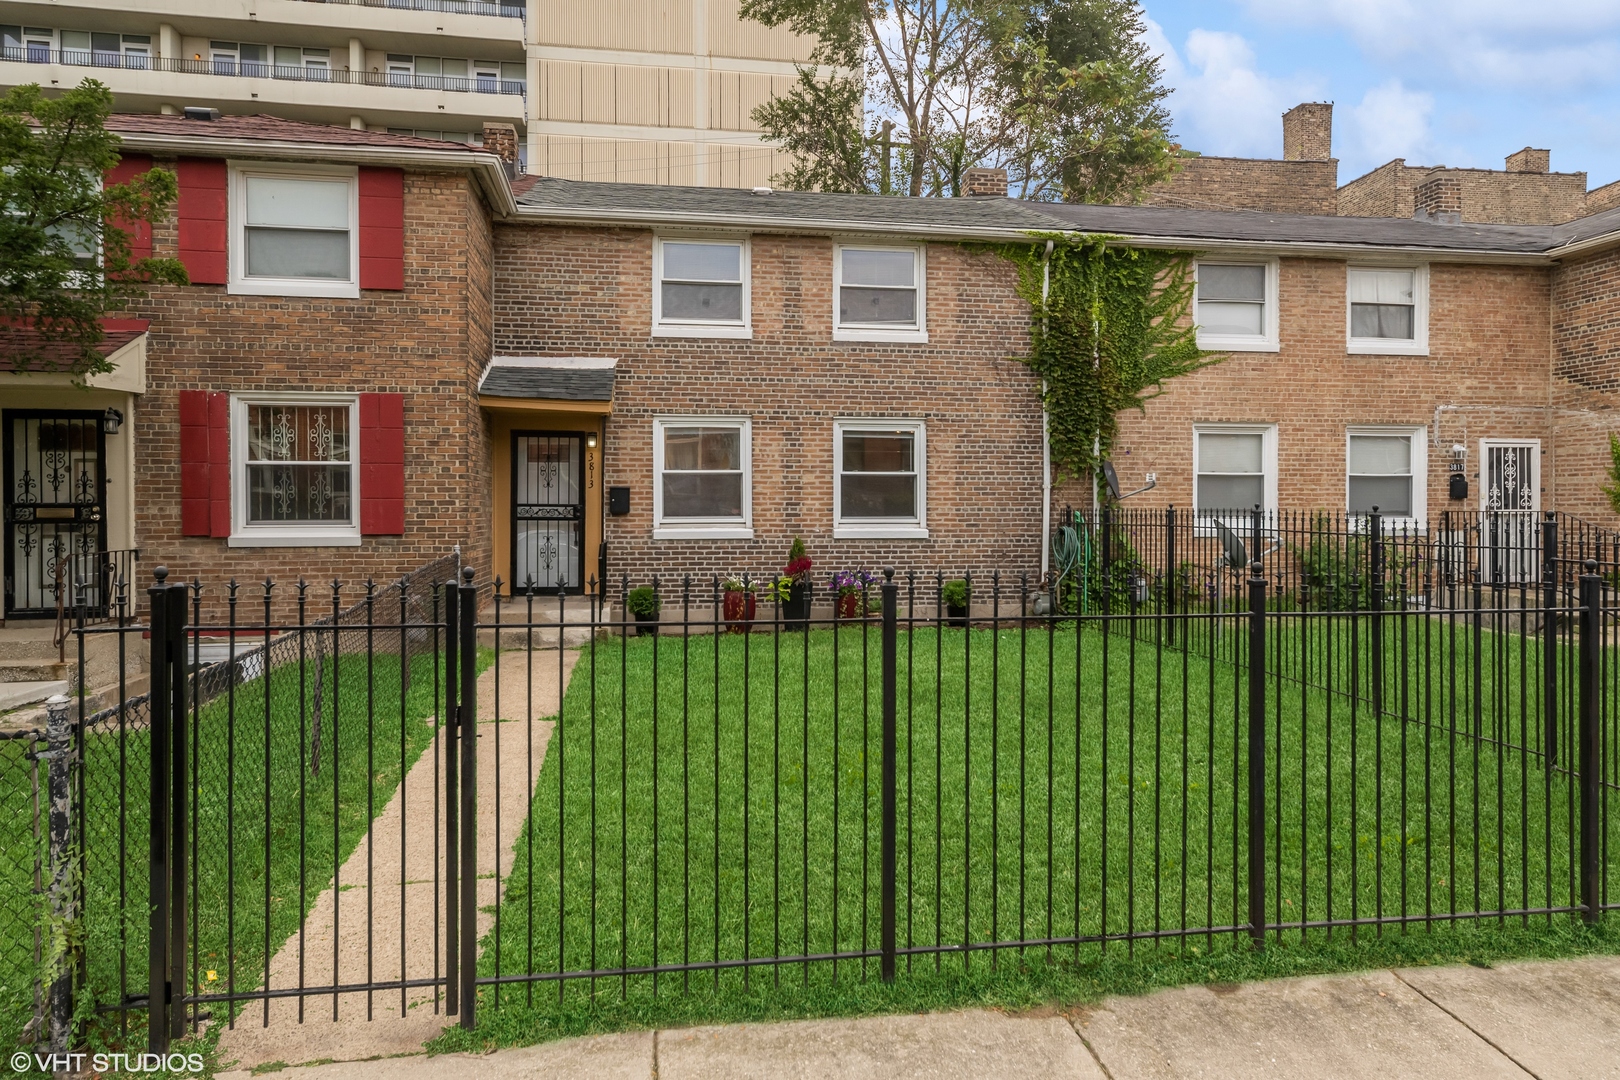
[228,278,360,300]
[833,524,929,540]
[653,525,755,540]
[229,531,362,547]
[1197,335,1278,353]
[652,323,753,339]
[834,328,929,344]
[1347,339,1428,356]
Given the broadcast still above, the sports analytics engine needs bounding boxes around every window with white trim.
[653,237,750,337]
[1195,261,1278,351]
[1346,427,1426,527]
[1347,266,1428,355]
[229,163,359,298]
[1193,425,1277,521]
[834,244,927,341]
[653,418,752,538]
[834,420,927,538]
[231,394,360,546]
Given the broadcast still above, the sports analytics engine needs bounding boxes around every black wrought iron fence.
[7,526,1617,1054]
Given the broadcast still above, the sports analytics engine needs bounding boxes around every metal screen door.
[512,432,584,593]
[1481,440,1539,585]
[3,410,108,617]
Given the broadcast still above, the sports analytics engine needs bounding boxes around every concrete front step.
[0,658,73,683]
[0,680,69,713]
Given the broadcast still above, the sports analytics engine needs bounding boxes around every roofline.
[508,202,1560,262]
[114,132,517,215]
[1542,226,1620,262]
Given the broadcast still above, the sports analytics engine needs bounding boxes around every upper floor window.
[834,244,927,342]
[1347,265,1428,355]
[1195,260,1278,351]
[653,237,750,338]
[229,164,359,299]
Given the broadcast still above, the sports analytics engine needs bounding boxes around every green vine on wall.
[1002,233,1220,484]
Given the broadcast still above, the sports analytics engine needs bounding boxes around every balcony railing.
[298,0,525,17]
[0,48,526,97]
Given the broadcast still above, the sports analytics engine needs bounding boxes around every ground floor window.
[834,420,927,539]
[1346,426,1426,528]
[653,417,752,539]
[1193,424,1276,523]
[231,394,359,546]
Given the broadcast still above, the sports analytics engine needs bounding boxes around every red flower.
[784,555,813,580]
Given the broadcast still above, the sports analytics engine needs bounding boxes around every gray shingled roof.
[479,362,615,402]
[512,176,1620,257]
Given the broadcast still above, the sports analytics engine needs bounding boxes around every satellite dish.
[1213,518,1247,570]
[1101,460,1122,501]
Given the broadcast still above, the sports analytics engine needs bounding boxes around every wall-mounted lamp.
[101,408,124,435]
[586,432,598,449]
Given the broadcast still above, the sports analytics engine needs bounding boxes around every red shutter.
[177,158,228,285]
[179,391,229,537]
[104,155,154,262]
[359,392,405,535]
[357,167,404,291]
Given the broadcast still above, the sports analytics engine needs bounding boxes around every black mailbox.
[608,486,630,515]
[1449,472,1469,501]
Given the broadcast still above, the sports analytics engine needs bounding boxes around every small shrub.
[626,586,660,616]
[942,578,970,609]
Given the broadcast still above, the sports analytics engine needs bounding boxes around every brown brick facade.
[131,166,496,615]
[492,225,1047,585]
[1551,246,1620,524]
[1138,156,1339,214]
[1338,160,1588,225]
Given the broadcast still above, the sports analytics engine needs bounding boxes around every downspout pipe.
[1040,239,1054,582]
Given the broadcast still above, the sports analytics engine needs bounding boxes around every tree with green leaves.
[741,0,1177,202]
[1,79,187,379]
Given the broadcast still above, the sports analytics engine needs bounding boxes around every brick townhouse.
[12,111,1620,626]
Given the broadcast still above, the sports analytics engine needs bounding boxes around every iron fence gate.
[11,511,1620,1055]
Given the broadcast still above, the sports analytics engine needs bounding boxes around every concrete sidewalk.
[216,954,1620,1079]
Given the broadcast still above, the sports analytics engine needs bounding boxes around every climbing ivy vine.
[1002,233,1219,484]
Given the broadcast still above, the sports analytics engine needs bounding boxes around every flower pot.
[723,589,756,632]
[945,602,969,627]
[782,581,811,628]
[836,591,865,620]
[632,610,659,636]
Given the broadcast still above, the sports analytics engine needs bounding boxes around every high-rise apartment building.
[0,0,812,186]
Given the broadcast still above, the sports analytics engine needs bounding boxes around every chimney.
[1414,172,1463,225]
[962,167,1008,197]
[1282,102,1333,161]
[1505,146,1550,174]
[481,122,519,178]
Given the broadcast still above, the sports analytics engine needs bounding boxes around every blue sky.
[1141,1,1620,189]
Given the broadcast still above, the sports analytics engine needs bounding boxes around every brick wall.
[1339,161,1588,225]
[1551,245,1620,524]
[1136,156,1338,214]
[1080,259,1557,524]
[132,166,495,617]
[491,224,1047,585]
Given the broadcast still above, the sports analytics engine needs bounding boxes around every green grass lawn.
[0,644,486,1053]
[444,619,1620,1051]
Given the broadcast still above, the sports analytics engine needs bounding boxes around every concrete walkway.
[216,954,1620,1079]
[216,648,578,1070]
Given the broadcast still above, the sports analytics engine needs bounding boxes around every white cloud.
[1239,0,1620,91]
[1343,79,1436,166]
[1145,19,1324,158]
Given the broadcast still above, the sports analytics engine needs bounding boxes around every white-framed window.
[1347,265,1428,355]
[1194,260,1278,351]
[230,393,360,547]
[652,418,753,539]
[833,420,927,539]
[228,162,359,299]
[1193,424,1278,523]
[834,243,927,342]
[652,236,750,338]
[1346,427,1427,530]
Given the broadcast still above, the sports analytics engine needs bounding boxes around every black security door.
[511,432,585,593]
[3,410,108,617]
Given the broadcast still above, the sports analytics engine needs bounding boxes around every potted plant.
[781,537,813,628]
[721,577,757,632]
[942,578,970,627]
[832,570,876,620]
[626,585,660,636]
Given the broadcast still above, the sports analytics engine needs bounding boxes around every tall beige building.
[0,0,813,185]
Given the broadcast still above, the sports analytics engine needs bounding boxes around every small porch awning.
[1,318,149,393]
[478,356,616,408]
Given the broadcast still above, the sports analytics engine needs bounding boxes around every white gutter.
[111,132,518,215]
[1040,238,1053,583]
